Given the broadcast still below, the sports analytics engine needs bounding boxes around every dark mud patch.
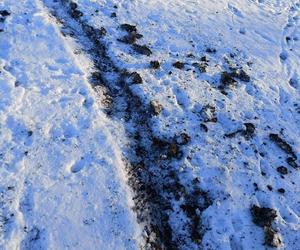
[44,0,213,249]
[269,133,298,168]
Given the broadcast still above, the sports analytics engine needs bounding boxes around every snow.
[0,0,140,249]
[0,0,300,249]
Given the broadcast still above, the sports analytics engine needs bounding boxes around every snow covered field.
[0,0,300,249]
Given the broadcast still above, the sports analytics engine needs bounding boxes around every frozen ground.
[0,0,300,249]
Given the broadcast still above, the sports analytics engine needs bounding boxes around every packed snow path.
[0,0,300,249]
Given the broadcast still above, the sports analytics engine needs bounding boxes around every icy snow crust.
[0,0,300,249]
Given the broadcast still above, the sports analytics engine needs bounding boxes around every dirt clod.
[167,143,181,158]
[0,10,10,17]
[118,34,137,44]
[264,226,283,248]
[219,71,237,91]
[242,123,255,139]
[173,61,185,69]
[132,44,152,56]
[120,23,137,33]
[276,166,288,175]
[251,205,277,227]
[206,48,216,53]
[269,133,297,159]
[150,61,160,69]
[130,72,143,84]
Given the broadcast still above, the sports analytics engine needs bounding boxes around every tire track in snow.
[41,0,212,249]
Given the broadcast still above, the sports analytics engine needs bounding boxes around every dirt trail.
[42,0,212,249]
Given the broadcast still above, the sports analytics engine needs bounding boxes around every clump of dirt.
[120,71,143,85]
[206,48,216,53]
[236,69,250,82]
[200,123,208,132]
[150,60,160,69]
[118,24,143,44]
[0,10,10,17]
[119,24,150,55]
[0,9,10,22]
[118,34,137,44]
[167,143,181,158]
[251,205,282,247]
[286,157,298,169]
[276,166,288,175]
[251,205,277,227]
[130,72,143,84]
[180,188,212,244]
[173,61,185,69]
[132,44,152,56]
[219,71,237,92]
[69,2,83,19]
[219,67,250,93]
[120,23,137,33]
[242,123,255,139]
[277,188,285,194]
[152,134,189,159]
[269,134,296,157]
[269,133,298,168]
[150,100,163,115]
[264,226,283,248]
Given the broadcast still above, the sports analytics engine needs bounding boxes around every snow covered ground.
[0,0,300,249]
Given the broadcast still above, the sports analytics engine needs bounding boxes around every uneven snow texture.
[0,0,300,249]
[0,0,140,249]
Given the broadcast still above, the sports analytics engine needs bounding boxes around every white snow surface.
[0,0,300,249]
[0,0,140,249]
